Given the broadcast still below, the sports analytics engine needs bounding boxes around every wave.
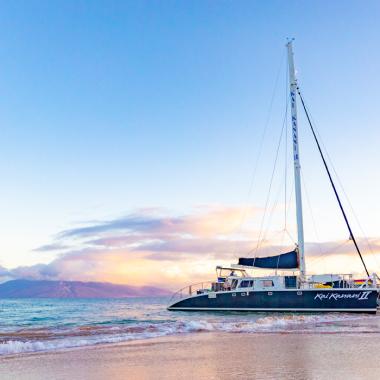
[176,313,375,334]
[0,313,377,356]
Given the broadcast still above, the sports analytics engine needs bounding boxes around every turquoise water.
[0,298,379,355]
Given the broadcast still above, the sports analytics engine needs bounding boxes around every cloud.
[2,206,380,288]
[58,205,258,239]
[58,215,166,239]
[0,266,10,276]
[33,243,70,252]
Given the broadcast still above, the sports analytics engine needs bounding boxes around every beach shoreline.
[1,332,380,380]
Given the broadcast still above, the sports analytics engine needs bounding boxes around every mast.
[286,40,306,276]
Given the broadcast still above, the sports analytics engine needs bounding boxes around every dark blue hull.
[168,289,379,313]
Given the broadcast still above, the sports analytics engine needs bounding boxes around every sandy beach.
[0,332,379,380]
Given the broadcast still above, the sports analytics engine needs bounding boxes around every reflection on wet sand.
[1,332,380,380]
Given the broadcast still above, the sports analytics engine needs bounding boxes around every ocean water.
[0,297,379,356]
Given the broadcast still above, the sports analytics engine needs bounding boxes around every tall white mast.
[286,40,306,276]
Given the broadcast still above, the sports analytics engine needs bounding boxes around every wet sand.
[0,332,379,380]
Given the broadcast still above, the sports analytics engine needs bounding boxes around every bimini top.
[238,249,299,270]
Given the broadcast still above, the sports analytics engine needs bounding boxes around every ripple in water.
[0,298,379,355]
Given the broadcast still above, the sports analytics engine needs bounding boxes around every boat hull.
[168,289,379,313]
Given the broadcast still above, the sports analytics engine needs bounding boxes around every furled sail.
[238,250,299,269]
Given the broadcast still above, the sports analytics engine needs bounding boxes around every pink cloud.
[3,206,380,288]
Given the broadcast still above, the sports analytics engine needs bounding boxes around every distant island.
[0,279,171,298]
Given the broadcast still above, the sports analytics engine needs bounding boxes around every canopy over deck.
[238,250,299,270]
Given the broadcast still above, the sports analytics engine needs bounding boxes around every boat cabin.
[211,266,298,292]
[216,265,247,282]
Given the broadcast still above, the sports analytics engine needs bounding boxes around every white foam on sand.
[178,313,374,333]
[0,313,377,355]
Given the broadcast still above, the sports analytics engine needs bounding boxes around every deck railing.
[168,274,379,305]
[304,273,378,289]
[169,281,216,304]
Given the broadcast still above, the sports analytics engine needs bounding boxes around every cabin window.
[231,279,239,289]
[217,268,248,278]
[239,280,253,288]
[285,276,297,288]
[260,280,274,287]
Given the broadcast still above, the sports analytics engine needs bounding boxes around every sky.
[0,1,380,289]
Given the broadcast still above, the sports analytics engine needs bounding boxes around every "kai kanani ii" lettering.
[314,291,371,301]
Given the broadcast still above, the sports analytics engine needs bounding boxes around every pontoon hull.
[168,289,379,313]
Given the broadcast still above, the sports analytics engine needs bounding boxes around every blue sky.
[0,1,379,283]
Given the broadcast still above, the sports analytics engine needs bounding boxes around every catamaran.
[168,40,380,313]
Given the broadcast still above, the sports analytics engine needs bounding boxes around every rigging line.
[323,145,379,268]
[259,178,285,252]
[278,223,287,272]
[296,88,370,277]
[284,72,289,231]
[283,174,295,243]
[279,68,289,274]
[261,160,295,249]
[324,149,380,268]
[308,240,350,266]
[284,228,296,245]
[231,51,286,257]
[285,177,294,223]
[294,95,379,269]
[247,108,287,258]
[300,171,325,257]
[282,148,293,233]
[332,169,377,250]
[260,118,291,249]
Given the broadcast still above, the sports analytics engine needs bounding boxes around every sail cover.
[238,250,299,269]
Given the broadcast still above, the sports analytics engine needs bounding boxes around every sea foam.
[0,298,378,356]
[0,313,376,355]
